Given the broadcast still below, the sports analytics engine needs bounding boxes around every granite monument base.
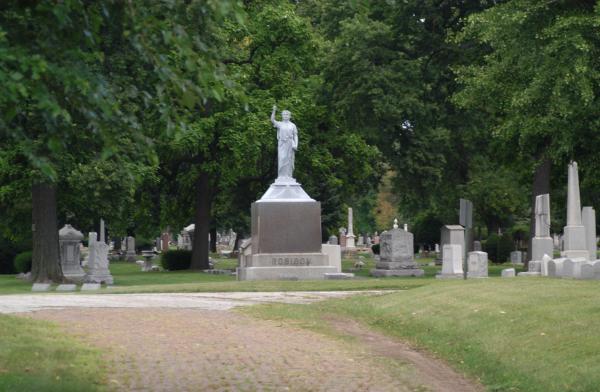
[238,252,336,280]
[531,237,554,262]
[371,268,424,277]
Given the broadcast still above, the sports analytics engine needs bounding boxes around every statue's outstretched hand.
[272,105,277,111]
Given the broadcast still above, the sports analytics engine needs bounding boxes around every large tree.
[0,0,241,281]
[454,0,600,260]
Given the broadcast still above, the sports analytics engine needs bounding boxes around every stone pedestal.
[532,237,554,262]
[59,224,85,283]
[440,225,464,265]
[125,236,137,262]
[371,227,424,277]
[238,178,337,280]
[437,244,463,279]
[562,226,588,259]
[467,251,488,278]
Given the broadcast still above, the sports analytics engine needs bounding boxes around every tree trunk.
[527,157,551,266]
[210,227,217,253]
[31,182,63,283]
[191,172,212,270]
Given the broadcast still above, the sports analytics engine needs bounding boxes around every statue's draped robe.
[274,120,297,178]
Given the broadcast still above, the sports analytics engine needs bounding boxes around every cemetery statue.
[271,105,298,179]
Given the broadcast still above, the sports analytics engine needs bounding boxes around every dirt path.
[25,307,483,392]
[326,317,483,392]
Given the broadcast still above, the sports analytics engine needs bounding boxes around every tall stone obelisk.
[562,162,589,260]
[345,207,356,249]
[531,194,553,262]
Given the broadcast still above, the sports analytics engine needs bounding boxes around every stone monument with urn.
[237,105,339,280]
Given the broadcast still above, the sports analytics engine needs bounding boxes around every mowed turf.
[0,315,106,391]
[246,278,600,392]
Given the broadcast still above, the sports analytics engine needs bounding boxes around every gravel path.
[0,291,387,314]
[6,291,483,391]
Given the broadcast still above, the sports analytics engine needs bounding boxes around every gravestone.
[126,236,137,261]
[580,261,600,280]
[440,225,464,265]
[532,194,554,262]
[562,258,586,279]
[86,231,114,284]
[562,162,589,260]
[371,225,424,277]
[339,228,347,248]
[510,251,523,265]
[582,207,596,261]
[356,234,364,247]
[321,244,342,273]
[436,244,463,279]
[58,224,85,282]
[328,235,338,245]
[540,254,552,276]
[467,251,488,278]
[473,241,482,252]
[548,258,566,277]
[501,268,516,278]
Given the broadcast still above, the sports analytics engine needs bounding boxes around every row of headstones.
[32,283,103,292]
[59,224,113,284]
[516,255,600,279]
[437,244,489,278]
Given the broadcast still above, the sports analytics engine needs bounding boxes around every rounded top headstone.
[59,224,84,241]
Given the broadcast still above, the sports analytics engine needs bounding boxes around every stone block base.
[237,266,338,280]
[371,269,424,277]
[517,272,541,277]
[375,261,420,270]
[436,273,463,279]
[532,237,554,262]
[86,273,114,285]
[63,272,86,284]
[324,272,354,280]
[561,250,589,260]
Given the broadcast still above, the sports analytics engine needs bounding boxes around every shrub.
[135,236,155,252]
[371,243,380,255]
[161,249,192,270]
[14,251,33,273]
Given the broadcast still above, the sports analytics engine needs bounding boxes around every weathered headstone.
[510,251,523,265]
[562,162,589,260]
[580,261,600,280]
[532,194,554,262]
[58,224,85,282]
[473,241,482,252]
[321,244,342,273]
[562,258,586,279]
[126,236,137,261]
[339,228,347,248]
[371,224,424,277]
[501,268,516,278]
[436,244,463,279]
[328,235,338,245]
[467,251,488,278]
[540,254,552,276]
[548,258,566,277]
[87,231,114,284]
[356,234,364,247]
[582,207,597,261]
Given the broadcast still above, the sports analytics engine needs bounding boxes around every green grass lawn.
[0,315,107,391]
[0,253,526,295]
[245,278,600,392]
